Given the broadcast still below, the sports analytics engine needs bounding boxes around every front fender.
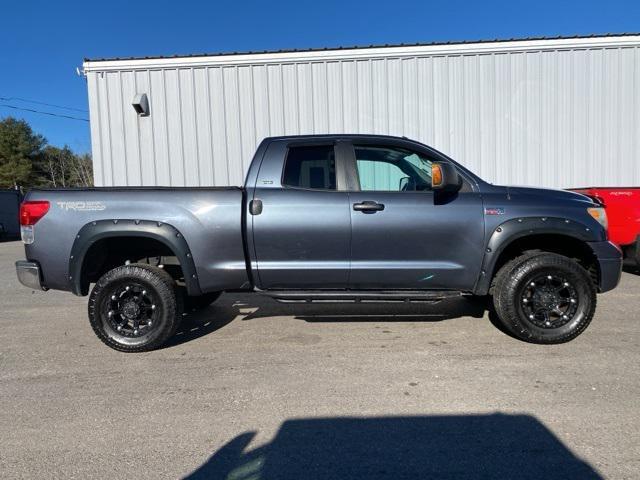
[474,216,603,295]
[68,219,201,296]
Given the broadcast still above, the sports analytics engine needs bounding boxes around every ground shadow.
[185,413,601,479]
[166,294,490,348]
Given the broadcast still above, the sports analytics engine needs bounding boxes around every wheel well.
[80,236,184,294]
[492,234,599,286]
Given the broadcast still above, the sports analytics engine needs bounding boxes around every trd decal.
[56,201,106,212]
[484,207,505,215]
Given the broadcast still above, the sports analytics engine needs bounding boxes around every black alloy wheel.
[88,263,183,352]
[106,282,159,337]
[520,274,578,329]
[492,252,597,344]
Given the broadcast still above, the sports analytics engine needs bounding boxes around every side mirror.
[399,176,412,191]
[432,162,462,192]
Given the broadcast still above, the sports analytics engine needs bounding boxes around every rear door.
[250,139,352,289]
[346,139,485,291]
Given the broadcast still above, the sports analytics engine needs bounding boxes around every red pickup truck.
[571,188,640,268]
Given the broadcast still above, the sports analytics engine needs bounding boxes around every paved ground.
[1,240,639,479]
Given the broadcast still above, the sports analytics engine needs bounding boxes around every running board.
[262,290,462,304]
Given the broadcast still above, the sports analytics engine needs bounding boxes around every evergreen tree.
[0,117,45,187]
[0,116,92,188]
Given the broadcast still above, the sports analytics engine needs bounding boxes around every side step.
[262,290,462,304]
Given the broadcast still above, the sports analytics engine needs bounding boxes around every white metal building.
[83,34,640,189]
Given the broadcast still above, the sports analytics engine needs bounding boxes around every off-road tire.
[492,252,597,344]
[88,263,183,352]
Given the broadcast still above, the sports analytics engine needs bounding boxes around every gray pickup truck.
[16,135,622,351]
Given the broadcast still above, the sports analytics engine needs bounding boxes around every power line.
[0,96,88,113]
[0,103,89,122]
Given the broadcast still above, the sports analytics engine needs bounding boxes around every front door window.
[354,145,433,192]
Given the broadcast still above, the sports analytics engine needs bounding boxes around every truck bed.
[23,187,250,293]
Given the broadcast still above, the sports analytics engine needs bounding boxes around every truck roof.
[265,133,416,142]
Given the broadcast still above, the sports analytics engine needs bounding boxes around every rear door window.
[282,145,336,190]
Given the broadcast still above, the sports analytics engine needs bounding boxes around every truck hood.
[504,185,596,206]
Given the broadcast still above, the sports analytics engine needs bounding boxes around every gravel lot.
[1,239,639,479]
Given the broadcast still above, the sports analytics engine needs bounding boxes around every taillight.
[19,201,50,245]
[19,201,50,226]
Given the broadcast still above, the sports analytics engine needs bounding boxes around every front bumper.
[15,260,48,291]
[589,241,623,293]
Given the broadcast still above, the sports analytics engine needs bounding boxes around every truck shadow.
[184,413,602,479]
[167,295,491,348]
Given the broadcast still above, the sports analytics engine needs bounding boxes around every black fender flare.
[68,219,201,296]
[474,216,603,295]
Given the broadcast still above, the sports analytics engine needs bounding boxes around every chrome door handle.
[353,201,385,213]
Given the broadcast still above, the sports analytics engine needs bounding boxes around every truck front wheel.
[492,253,597,344]
[88,264,183,352]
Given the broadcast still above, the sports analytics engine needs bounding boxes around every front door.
[251,141,351,289]
[347,141,485,291]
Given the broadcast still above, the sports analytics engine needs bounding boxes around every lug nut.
[108,310,114,317]
[151,305,156,310]
[133,329,139,335]
[116,325,122,331]
[570,298,576,303]
[111,295,116,300]
[529,314,534,319]
[147,320,153,326]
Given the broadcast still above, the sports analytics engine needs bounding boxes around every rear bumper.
[15,260,48,291]
[589,241,623,293]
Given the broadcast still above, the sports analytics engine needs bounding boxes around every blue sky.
[1,0,639,154]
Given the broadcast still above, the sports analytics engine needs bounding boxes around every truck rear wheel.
[88,263,183,352]
[492,253,596,344]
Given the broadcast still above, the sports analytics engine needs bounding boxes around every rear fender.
[68,219,201,296]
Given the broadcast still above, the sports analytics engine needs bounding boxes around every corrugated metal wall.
[86,38,640,189]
